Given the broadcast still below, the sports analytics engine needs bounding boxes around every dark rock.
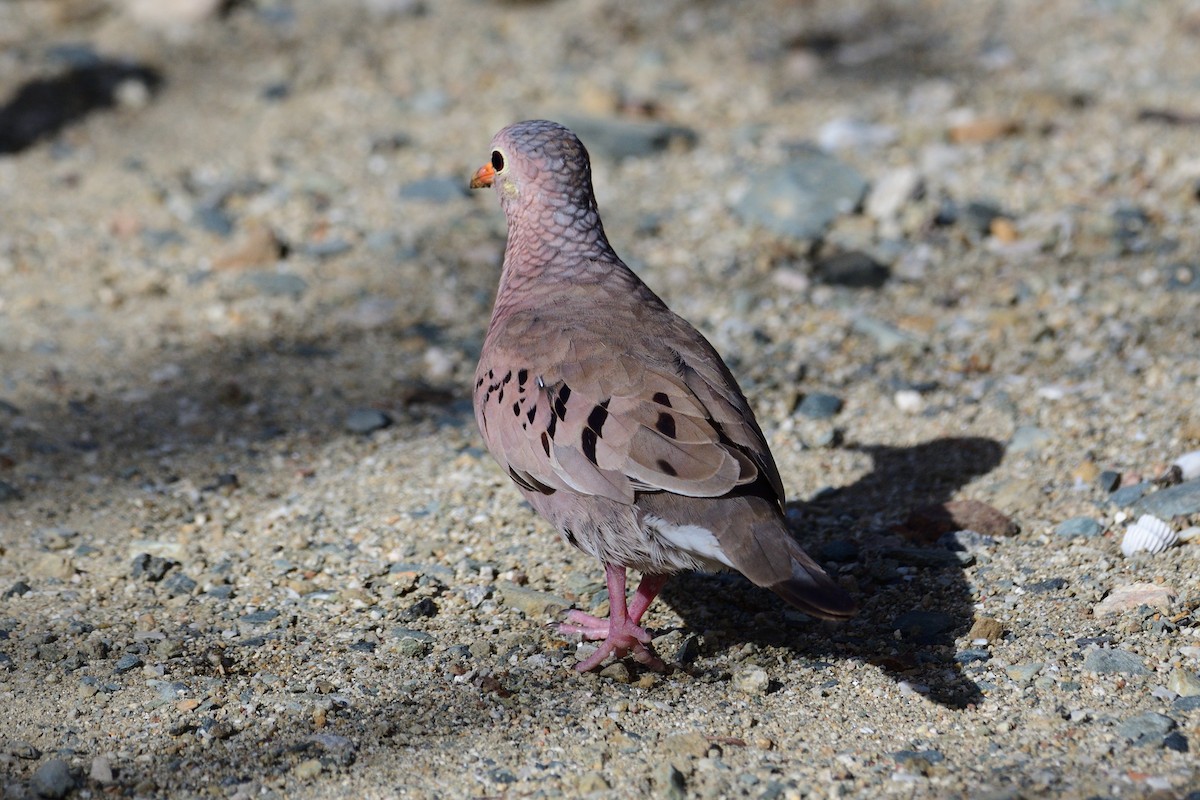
[349,641,376,653]
[813,251,890,288]
[3,581,31,598]
[0,480,22,502]
[796,392,843,419]
[131,554,175,582]
[403,598,438,619]
[1164,263,1200,292]
[194,205,235,237]
[955,648,990,665]
[304,238,353,259]
[1116,711,1176,745]
[390,628,435,642]
[1098,470,1122,492]
[959,201,1006,237]
[1163,731,1189,752]
[113,654,143,674]
[1025,577,1067,594]
[162,572,197,597]
[881,547,970,568]
[240,609,280,625]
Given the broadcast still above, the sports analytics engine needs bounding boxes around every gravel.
[1,1,1199,798]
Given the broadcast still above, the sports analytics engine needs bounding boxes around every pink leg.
[559,565,669,672]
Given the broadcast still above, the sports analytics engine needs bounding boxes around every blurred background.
[2,1,1200,797]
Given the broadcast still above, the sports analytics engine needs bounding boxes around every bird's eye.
[491,150,505,172]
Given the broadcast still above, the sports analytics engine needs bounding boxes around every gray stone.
[734,150,867,240]
[796,393,843,420]
[813,251,889,289]
[399,177,468,203]
[1007,425,1053,454]
[162,572,197,597]
[194,205,234,237]
[881,547,971,568]
[1055,516,1104,538]
[1082,648,1147,675]
[1005,663,1043,683]
[30,758,75,799]
[240,271,308,297]
[1110,482,1152,507]
[1116,711,1176,745]
[955,648,990,665]
[304,238,353,259]
[559,114,698,161]
[1163,731,1189,752]
[240,609,279,625]
[938,529,997,556]
[345,408,392,435]
[1137,478,1200,518]
[865,165,921,220]
[0,480,21,502]
[959,201,1006,237]
[850,314,925,353]
[113,654,143,674]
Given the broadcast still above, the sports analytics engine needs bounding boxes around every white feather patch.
[643,514,734,568]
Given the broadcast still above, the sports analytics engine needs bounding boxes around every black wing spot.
[508,467,556,495]
[487,369,494,379]
[581,428,598,464]
[553,384,571,421]
[526,406,537,424]
[587,403,609,436]
[563,526,578,547]
[475,377,484,389]
[546,411,557,439]
[652,392,672,407]
[656,459,678,477]
[501,370,512,385]
[512,402,521,416]
[517,368,528,386]
[540,431,551,456]
[655,412,677,439]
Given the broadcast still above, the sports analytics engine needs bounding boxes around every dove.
[469,119,857,672]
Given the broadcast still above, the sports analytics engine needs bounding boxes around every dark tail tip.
[769,562,858,621]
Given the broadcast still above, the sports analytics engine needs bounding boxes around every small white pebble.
[893,389,924,414]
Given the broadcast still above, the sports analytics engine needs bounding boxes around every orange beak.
[469,162,495,189]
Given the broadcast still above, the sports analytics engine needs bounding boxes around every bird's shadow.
[0,57,164,155]
[660,436,1005,709]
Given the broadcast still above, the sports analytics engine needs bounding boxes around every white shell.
[1173,450,1200,482]
[1179,526,1200,543]
[1120,514,1178,557]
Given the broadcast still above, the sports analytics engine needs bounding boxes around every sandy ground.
[2,1,1200,798]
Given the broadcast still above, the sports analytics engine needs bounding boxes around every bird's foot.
[560,612,663,672]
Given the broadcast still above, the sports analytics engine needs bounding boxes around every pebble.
[30,758,75,799]
[865,166,922,221]
[938,529,996,557]
[1092,583,1175,618]
[599,662,631,683]
[955,648,990,665]
[577,771,610,793]
[1116,711,1176,746]
[304,238,353,259]
[1005,663,1042,684]
[1025,577,1067,594]
[162,572,197,597]
[1173,450,1200,481]
[881,547,970,568]
[1162,732,1189,752]
[239,271,308,298]
[731,664,771,695]
[813,251,890,288]
[1007,425,1053,454]
[558,115,698,160]
[294,758,323,779]
[655,764,688,800]
[113,654,143,674]
[399,177,468,204]
[29,553,73,580]
[1137,478,1200,518]
[89,756,113,784]
[795,393,842,420]
[240,609,279,625]
[734,149,867,240]
[967,616,1006,644]
[1054,516,1104,538]
[1109,482,1151,507]
[1082,648,1147,675]
[495,582,572,617]
[1164,262,1200,292]
[3,581,31,599]
[344,409,392,435]
[0,480,22,502]
[816,117,897,151]
[850,314,924,353]
[1167,668,1200,697]
[1098,470,1122,492]
[893,389,924,414]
